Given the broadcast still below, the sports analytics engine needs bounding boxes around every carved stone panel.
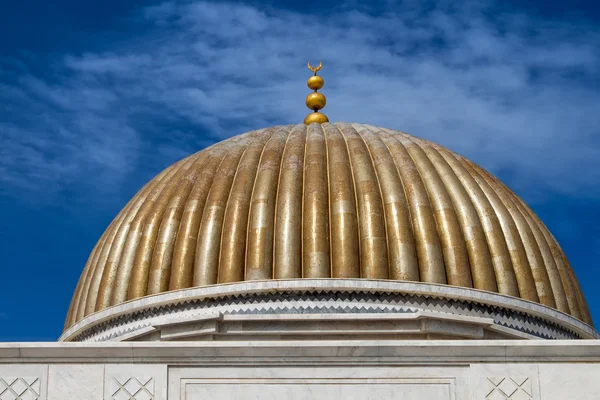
[485,377,533,399]
[104,365,166,400]
[0,365,48,400]
[470,364,539,400]
[0,377,41,400]
[109,377,154,400]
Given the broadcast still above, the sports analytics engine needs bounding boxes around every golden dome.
[64,123,592,330]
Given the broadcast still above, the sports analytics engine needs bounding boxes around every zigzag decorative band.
[66,283,589,342]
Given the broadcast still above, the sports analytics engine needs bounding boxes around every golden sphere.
[304,112,329,124]
[307,75,324,90]
[306,92,326,111]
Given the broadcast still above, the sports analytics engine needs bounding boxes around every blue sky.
[0,0,599,341]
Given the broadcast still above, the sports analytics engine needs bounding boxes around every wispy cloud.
[1,0,599,205]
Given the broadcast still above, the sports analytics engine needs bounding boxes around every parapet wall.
[1,340,600,399]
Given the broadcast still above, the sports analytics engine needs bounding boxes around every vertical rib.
[511,190,583,319]
[378,128,446,284]
[476,165,556,308]
[338,123,388,279]
[564,260,592,324]
[434,147,519,297]
[79,206,128,318]
[302,123,330,278]
[414,140,496,292]
[323,123,360,278]
[66,240,101,328]
[90,166,173,313]
[168,145,227,290]
[81,178,159,318]
[357,124,418,281]
[507,193,569,312]
[193,131,262,286]
[105,158,192,307]
[246,127,290,280]
[125,157,197,301]
[456,156,538,302]
[145,150,213,295]
[273,125,306,278]
[218,129,275,283]
[397,132,472,286]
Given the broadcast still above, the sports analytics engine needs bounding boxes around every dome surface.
[64,123,592,330]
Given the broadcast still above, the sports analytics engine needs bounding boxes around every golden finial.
[304,61,329,124]
[307,61,322,73]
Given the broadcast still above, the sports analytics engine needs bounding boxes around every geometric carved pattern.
[72,290,581,342]
[0,377,41,400]
[485,377,532,400]
[110,377,154,400]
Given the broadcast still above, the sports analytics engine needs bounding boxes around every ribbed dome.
[64,123,592,330]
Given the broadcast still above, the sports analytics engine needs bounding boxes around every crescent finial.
[307,61,323,74]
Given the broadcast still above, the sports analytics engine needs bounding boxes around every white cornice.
[59,279,599,341]
[2,340,600,364]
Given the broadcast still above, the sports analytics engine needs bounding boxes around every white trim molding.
[60,279,598,342]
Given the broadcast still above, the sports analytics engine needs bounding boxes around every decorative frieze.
[70,287,581,342]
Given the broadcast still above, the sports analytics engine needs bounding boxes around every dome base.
[60,280,598,342]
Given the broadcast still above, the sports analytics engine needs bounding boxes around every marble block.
[47,365,104,400]
[538,364,600,400]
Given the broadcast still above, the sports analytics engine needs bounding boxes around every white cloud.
[1,0,599,205]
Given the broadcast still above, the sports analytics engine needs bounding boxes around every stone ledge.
[59,280,599,342]
[2,340,600,364]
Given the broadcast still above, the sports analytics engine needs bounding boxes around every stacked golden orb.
[304,61,329,124]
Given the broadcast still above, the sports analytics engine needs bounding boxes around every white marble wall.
[1,341,600,400]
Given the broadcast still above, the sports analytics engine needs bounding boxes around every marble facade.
[2,341,600,400]
[5,281,598,399]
